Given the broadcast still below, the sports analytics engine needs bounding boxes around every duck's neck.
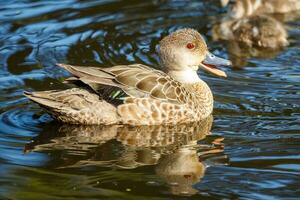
[168,69,214,119]
[167,69,202,83]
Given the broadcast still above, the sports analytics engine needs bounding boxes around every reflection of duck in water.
[213,0,293,67]
[156,147,205,195]
[156,139,225,196]
[26,116,227,196]
[24,28,231,125]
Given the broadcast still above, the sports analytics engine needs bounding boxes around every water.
[0,0,299,199]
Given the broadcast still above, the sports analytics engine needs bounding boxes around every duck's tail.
[24,88,120,125]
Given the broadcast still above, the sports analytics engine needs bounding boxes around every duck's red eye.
[186,43,195,49]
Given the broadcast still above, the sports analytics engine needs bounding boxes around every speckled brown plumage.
[24,28,228,125]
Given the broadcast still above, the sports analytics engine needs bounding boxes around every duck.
[214,0,290,50]
[24,28,231,126]
[212,14,289,49]
[221,0,300,18]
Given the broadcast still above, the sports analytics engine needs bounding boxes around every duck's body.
[25,64,213,125]
[25,29,231,125]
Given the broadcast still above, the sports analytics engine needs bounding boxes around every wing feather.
[57,63,190,105]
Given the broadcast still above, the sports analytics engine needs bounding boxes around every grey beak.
[203,52,232,66]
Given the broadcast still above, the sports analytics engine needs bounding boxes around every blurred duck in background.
[212,14,288,49]
[213,0,300,67]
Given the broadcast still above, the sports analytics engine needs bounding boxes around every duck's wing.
[57,63,189,105]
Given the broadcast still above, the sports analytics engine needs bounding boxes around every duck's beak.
[199,52,231,78]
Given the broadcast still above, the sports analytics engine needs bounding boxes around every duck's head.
[158,28,231,82]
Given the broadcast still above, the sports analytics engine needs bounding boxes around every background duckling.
[213,0,290,67]
[233,15,288,48]
[212,14,288,49]
[215,0,289,48]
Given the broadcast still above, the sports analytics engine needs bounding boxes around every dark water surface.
[0,0,300,199]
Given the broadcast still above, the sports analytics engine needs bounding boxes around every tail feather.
[24,91,64,109]
[24,89,120,125]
